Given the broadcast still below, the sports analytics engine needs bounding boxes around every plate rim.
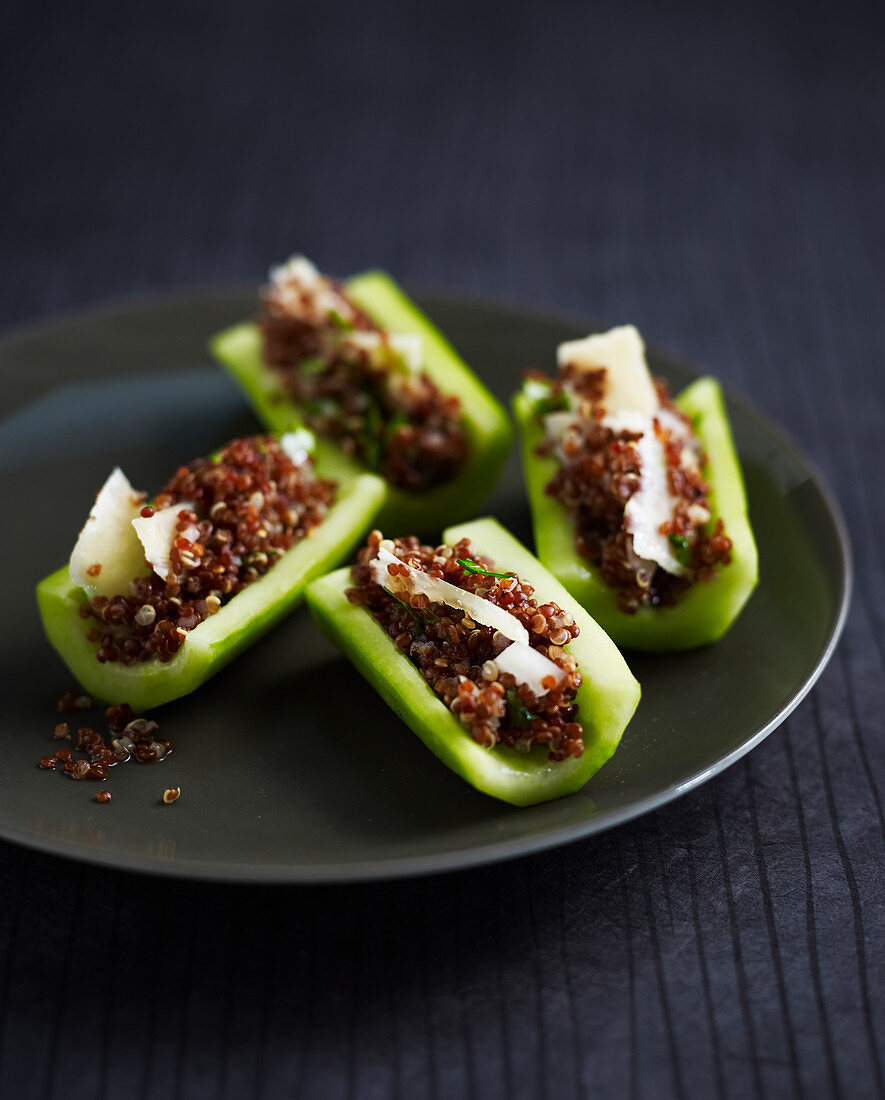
[0,287,853,884]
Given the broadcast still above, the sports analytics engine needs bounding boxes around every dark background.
[2,1,884,1097]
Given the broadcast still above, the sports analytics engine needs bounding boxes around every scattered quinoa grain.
[95,791,112,803]
[162,787,181,804]
[57,690,93,713]
[41,700,173,792]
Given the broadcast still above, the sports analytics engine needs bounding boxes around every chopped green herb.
[298,356,327,375]
[456,557,515,580]
[305,397,332,419]
[328,309,354,333]
[505,689,538,730]
[668,532,693,568]
[384,410,409,444]
[361,393,384,471]
[535,390,570,417]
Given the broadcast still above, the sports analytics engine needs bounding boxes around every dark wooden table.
[2,1,883,1096]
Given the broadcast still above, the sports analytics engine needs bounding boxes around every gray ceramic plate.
[1,290,851,882]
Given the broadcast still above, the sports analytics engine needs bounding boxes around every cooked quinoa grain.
[536,372,733,612]
[347,534,585,761]
[259,265,467,491]
[57,690,92,713]
[39,699,171,779]
[80,436,335,664]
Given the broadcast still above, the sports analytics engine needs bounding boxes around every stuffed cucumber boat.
[306,517,640,806]
[513,325,758,650]
[210,257,512,533]
[37,433,385,710]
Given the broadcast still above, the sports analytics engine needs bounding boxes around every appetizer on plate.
[36,433,385,710]
[513,326,757,650]
[306,517,640,806]
[209,257,512,532]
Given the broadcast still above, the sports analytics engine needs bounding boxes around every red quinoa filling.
[346,532,585,761]
[80,436,336,664]
[259,272,468,491]
[535,372,733,614]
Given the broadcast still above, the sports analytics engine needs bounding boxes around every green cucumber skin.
[35,473,386,711]
[209,270,513,534]
[513,377,759,651]
[305,517,640,806]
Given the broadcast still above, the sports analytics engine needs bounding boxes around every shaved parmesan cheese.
[344,331,383,355]
[688,502,711,526]
[280,429,316,465]
[543,410,580,443]
[523,378,551,405]
[345,330,423,374]
[268,256,422,376]
[494,641,565,699]
[544,325,709,579]
[655,406,691,443]
[69,468,148,598]
[370,548,529,645]
[603,408,648,436]
[389,332,422,373]
[268,254,355,323]
[604,410,686,577]
[656,406,702,472]
[557,325,658,416]
[269,254,322,288]
[132,502,199,583]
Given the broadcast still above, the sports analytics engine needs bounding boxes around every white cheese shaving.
[494,641,565,699]
[369,548,529,645]
[280,428,316,466]
[656,406,702,472]
[268,256,422,378]
[269,254,322,288]
[557,325,658,415]
[344,330,423,374]
[132,502,199,583]
[69,467,149,598]
[545,325,704,579]
[389,332,422,373]
[370,549,571,698]
[688,502,711,526]
[268,254,355,324]
[605,410,686,577]
[542,410,581,443]
[602,408,648,436]
[523,377,551,405]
